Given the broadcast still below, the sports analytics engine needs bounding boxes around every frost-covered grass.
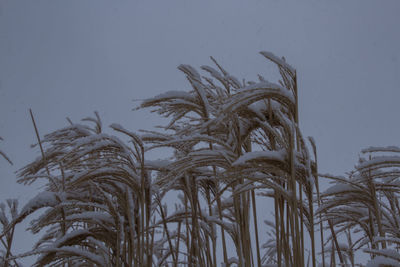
[1,53,400,267]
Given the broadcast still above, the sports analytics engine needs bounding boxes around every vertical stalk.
[157,197,177,264]
[184,193,192,267]
[251,189,261,267]
[175,220,182,266]
[206,189,217,267]
[290,128,301,265]
[299,183,305,266]
[216,190,228,264]
[308,189,316,267]
[274,193,282,267]
[311,139,325,267]
[197,196,211,267]
[293,72,304,267]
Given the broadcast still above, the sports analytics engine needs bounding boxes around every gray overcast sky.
[1,0,400,262]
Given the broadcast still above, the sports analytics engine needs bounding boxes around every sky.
[1,0,400,264]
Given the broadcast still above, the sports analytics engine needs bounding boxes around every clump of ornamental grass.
[4,52,398,267]
[0,52,319,267]
[319,146,400,266]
